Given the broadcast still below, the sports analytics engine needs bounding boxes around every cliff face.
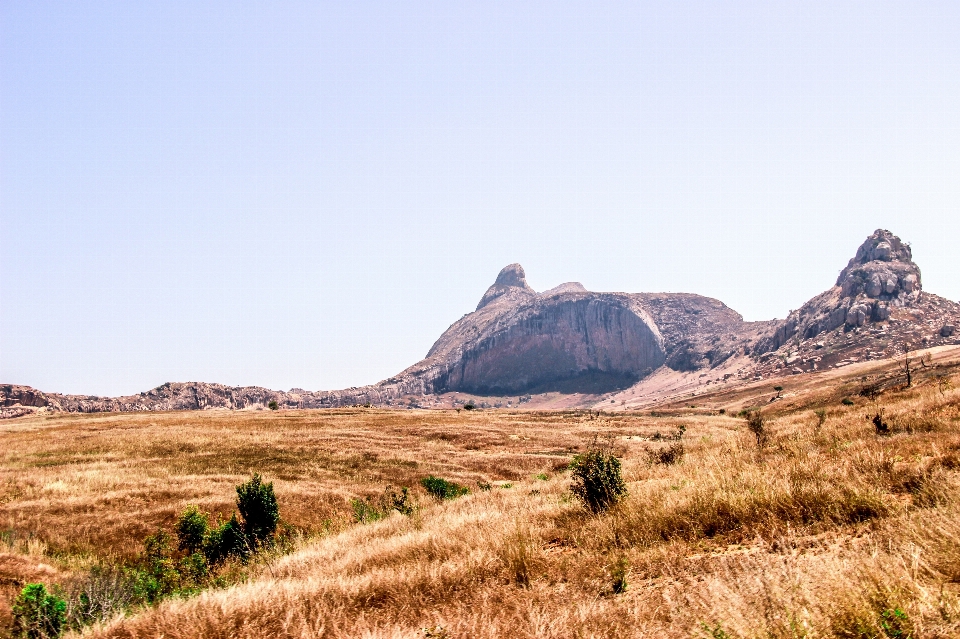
[433,292,666,394]
[389,264,750,395]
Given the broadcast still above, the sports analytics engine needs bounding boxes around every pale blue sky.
[2,1,959,396]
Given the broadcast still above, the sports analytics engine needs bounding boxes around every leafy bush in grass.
[204,513,248,565]
[236,473,280,550]
[420,475,469,501]
[176,505,208,555]
[569,449,627,513]
[11,583,66,639]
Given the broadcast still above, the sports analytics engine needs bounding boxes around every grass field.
[3,349,960,638]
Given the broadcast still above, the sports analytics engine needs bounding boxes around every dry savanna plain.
[4,348,960,638]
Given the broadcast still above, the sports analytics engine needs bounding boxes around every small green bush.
[236,473,279,549]
[176,505,208,555]
[609,556,629,595]
[569,449,627,513]
[350,497,384,523]
[141,530,181,602]
[420,475,469,501]
[12,583,66,639]
[842,397,855,406]
[204,513,248,564]
[267,400,278,410]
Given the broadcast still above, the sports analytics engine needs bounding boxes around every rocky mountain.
[3,229,958,416]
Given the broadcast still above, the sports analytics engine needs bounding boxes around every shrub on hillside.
[11,583,66,639]
[420,476,469,501]
[569,449,627,513]
[745,410,767,449]
[176,505,208,555]
[204,513,248,564]
[236,473,280,549]
[647,441,685,465]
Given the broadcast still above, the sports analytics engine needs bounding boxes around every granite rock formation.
[4,229,958,416]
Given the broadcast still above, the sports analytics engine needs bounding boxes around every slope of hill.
[4,346,960,637]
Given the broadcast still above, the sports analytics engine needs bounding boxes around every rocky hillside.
[3,229,958,416]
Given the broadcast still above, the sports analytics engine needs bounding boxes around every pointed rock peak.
[836,229,921,305]
[849,229,914,266]
[476,263,536,310]
[493,263,529,288]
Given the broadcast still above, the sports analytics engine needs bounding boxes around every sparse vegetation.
[420,475,469,501]
[267,400,278,410]
[3,349,960,637]
[744,409,767,449]
[569,448,627,513]
[11,583,65,639]
[814,408,827,432]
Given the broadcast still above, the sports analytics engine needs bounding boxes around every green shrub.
[236,473,279,549]
[176,505,208,555]
[141,530,182,602]
[842,397,855,406]
[420,475,469,501]
[267,400,278,410]
[204,513,248,564]
[463,403,475,410]
[569,449,627,513]
[609,556,629,594]
[350,498,385,523]
[12,583,66,639]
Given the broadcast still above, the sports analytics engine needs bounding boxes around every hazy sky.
[2,1,959,396]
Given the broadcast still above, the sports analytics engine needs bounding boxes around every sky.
[2,1,959,396]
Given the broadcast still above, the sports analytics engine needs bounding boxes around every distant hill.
[3,229,958,416]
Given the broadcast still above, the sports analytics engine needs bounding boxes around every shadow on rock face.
[453,369,642,396]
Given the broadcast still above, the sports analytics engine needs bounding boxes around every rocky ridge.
[3,229,958,416]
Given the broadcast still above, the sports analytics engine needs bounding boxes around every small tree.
[773,386,784,399]
[176,505,208,555]
[745,410,766,450]
[267,400,278,410]
[236,474,280,549]
[569,449,627,513]
[11,583,66,639]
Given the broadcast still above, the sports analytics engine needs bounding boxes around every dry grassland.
[3,354,960,637]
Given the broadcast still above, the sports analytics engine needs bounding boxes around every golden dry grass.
[2,354,960,637]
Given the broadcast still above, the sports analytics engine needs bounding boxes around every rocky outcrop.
[756,229,940,353]
[836,230,920,304]
[5,228,958,417]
